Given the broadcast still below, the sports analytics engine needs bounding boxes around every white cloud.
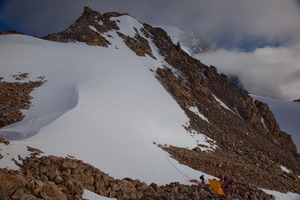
[1,0,300,101]
[196,43,300,100]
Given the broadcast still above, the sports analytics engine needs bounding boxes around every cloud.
[196,43,300,100]
[0,0,176,36]
[1,0,300,48]
[1,0,299,100]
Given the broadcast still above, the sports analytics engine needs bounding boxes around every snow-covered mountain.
[0,7,299,200]
[158,26,211,56]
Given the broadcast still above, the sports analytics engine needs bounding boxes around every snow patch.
[262,189,300,200]
[261,117,269,131]
[0,142,30,170]
[189,130,217,152]
[83,189,116,200]
[111,15,143,38]
[280,165,292,173]
[89,25,100,33]
[97,20,104,26]
[189,106,209,123]
[212,94,234,113]
[233,106,242,119]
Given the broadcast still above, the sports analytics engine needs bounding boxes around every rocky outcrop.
[255,100,281,136]
[0,167,67,200]
[156,67,196,108]
[142,22,300,193]
[43,6,157,61]
[0,153,275,200]
[117,31,156,59]
[43,7,121,47]
[0,76,44,128]
[227,74,248,94]
[44,7,157,60]
[0,30,24,35]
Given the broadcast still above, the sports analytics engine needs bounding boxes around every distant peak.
[293,99,300,103]
[0,30,24,35]
[43,6,122,47]
[83,6,128,18]
[83,6,93,14]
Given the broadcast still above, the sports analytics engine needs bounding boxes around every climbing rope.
[164,153,192,182]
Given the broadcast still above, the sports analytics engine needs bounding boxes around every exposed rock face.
[43,7,120,47]
[43,7,156,59]
[0,30,24,35]
[227,74,248,94]
[117,31,156,59]
[142,23,300,192]
[0,76,44,128]
[254,100,281,136]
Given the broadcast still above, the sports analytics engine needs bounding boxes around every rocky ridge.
[0,6,300,200]
[43,7,156,61]
[227,74,248,94]
[142,24,300,192]
[43,7,120,47]
[0,30,24,35]
[0,151,275,200]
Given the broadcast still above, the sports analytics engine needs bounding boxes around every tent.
[208,179,224,195]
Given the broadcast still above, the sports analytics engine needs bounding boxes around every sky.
[0,0,300,100]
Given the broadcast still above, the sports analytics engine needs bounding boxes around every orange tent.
[208,179,224,195]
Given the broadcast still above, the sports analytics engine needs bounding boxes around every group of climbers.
[220,175,237,194]
[190,174,239,199]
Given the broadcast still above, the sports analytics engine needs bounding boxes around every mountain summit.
[0,7,299,199]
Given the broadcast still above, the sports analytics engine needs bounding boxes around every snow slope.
[0,15,217,186]
[252,95,300,152]
[0,15,299,199]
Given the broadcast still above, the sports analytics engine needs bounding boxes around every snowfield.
[0,15,299,199]
[0,25,217,185]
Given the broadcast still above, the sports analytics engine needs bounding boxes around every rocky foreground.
[0,73,277,200]
[0,143,275,200]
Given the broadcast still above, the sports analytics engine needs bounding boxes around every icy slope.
[0,15,216,186]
